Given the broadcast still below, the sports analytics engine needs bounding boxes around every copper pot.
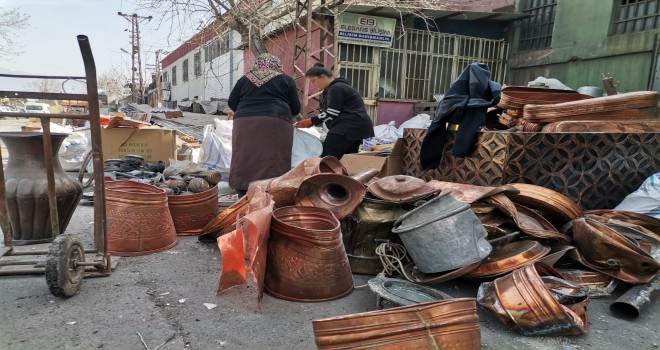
[312,298,481,350]
[264,206,353,302]
[168,185,219,236]
[477,263,589,336]
[105,181,177,256]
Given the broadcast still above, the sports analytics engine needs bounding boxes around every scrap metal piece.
[312,298,481,350]
[392,191,492,274]
[477,263,589,336]
[367,277,453,308]
[466,240,550,278]
[294,173,366,220]
[558,269,619,298]
[508,183,584,230]
[569,218,660,284]
[610,274,660,319]
[403,261,481,284]
[367,175,439,204]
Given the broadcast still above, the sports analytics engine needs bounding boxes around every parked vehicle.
[25,102,51,113]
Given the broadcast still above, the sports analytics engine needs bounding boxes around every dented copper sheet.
[557,269,619,298]
[483,194,570,243]
[312,298,481,350]
[428,181,519,204]
[497,86,591,110]
[249,156,348,208]
[217,187,275,304]
[542,119,660,132]
[199,195,249,243]
[523,91,659,123]
[586,209,660,238]
[294,173,366,219]
[509,183,584,229]
[477,263,589,336]
[367,175,439,203]
[569,218,660,284]
[466,240,550,278]
[264,206,353,302]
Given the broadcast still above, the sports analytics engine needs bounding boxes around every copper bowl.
[466,240,551,278]
[105,181,177,256]
[168,185,219,236]
[264,206,353,302]
[312,298,481,350]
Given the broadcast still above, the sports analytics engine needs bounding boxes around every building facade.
[508,0,660,92]
[160,27,243,108]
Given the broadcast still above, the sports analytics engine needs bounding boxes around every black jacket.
[228,75,301,122]
[311,78,374,141]
[420,63,501,170]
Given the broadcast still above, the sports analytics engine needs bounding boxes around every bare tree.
[0,7,30,59]
[26,79,62,93]
[138,0,472,57]
[97,65,131,102]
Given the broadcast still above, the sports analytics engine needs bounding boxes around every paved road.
[1,204,658,350]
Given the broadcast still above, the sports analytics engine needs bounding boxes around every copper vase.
[264,206,353,302]
[0,132,82,245]
[105,181,177,256]
[168,186,219,235]
[312,298,481,350]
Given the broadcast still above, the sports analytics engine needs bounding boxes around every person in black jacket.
[296,63,374,159]
[227,54,301,196]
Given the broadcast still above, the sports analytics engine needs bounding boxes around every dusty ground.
[0,203,658,350]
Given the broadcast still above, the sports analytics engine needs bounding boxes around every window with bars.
[204,33,231,62]
[518,0,557,51]
[172,66,177,86]
[162,71,169,87]
[183,59,189,82]
[194,52,202,76]
[612,0,660,35]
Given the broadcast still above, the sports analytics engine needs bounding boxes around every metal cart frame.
[0,35,110,297]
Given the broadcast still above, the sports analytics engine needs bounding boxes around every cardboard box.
[340,138,403,177]
[101,127,176,165]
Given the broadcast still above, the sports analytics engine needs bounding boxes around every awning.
[333,4,527,22]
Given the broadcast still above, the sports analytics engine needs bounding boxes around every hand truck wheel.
[45,234,85,297]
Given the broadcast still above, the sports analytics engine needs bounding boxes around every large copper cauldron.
[168,186,219,235]
[105,181,177,256]
[264,206,353,302]
[312,298,481,350]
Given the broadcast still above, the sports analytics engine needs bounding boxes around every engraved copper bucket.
[264,206,354,302]
[168,185,219,235]
[105,181,177,256]
[312,298,481,350]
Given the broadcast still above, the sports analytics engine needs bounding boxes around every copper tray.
[467,240,551,278]
[404,261,481,284]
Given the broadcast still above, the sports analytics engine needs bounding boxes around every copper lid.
[467,240,550,278]
[367,175,438,203]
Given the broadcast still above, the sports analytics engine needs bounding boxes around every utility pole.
[118,12,152,104]
[146,49,166,108]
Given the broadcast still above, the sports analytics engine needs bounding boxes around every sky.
[0,0,202,77]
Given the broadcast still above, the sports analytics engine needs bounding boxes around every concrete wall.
[508,0,660,92]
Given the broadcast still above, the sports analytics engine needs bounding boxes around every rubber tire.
[45,234,85,298]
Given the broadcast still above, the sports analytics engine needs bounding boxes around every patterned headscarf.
[245,53,284,87]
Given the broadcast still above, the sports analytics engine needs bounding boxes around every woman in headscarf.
[228,54,301,196]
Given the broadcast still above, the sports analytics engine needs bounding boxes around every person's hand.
[296,118,313,128]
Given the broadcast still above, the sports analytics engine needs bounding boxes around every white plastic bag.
[199,123,232,178]
[398,114,432,137]
[291,128,323,167]
[373,121,399,144]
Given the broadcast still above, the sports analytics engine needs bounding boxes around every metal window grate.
[338,28,508,103]
[612,0,660,35]
[519,0,557,51]
[172,66,177,86]
[194,52,202,76]
[182,59,189,82]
